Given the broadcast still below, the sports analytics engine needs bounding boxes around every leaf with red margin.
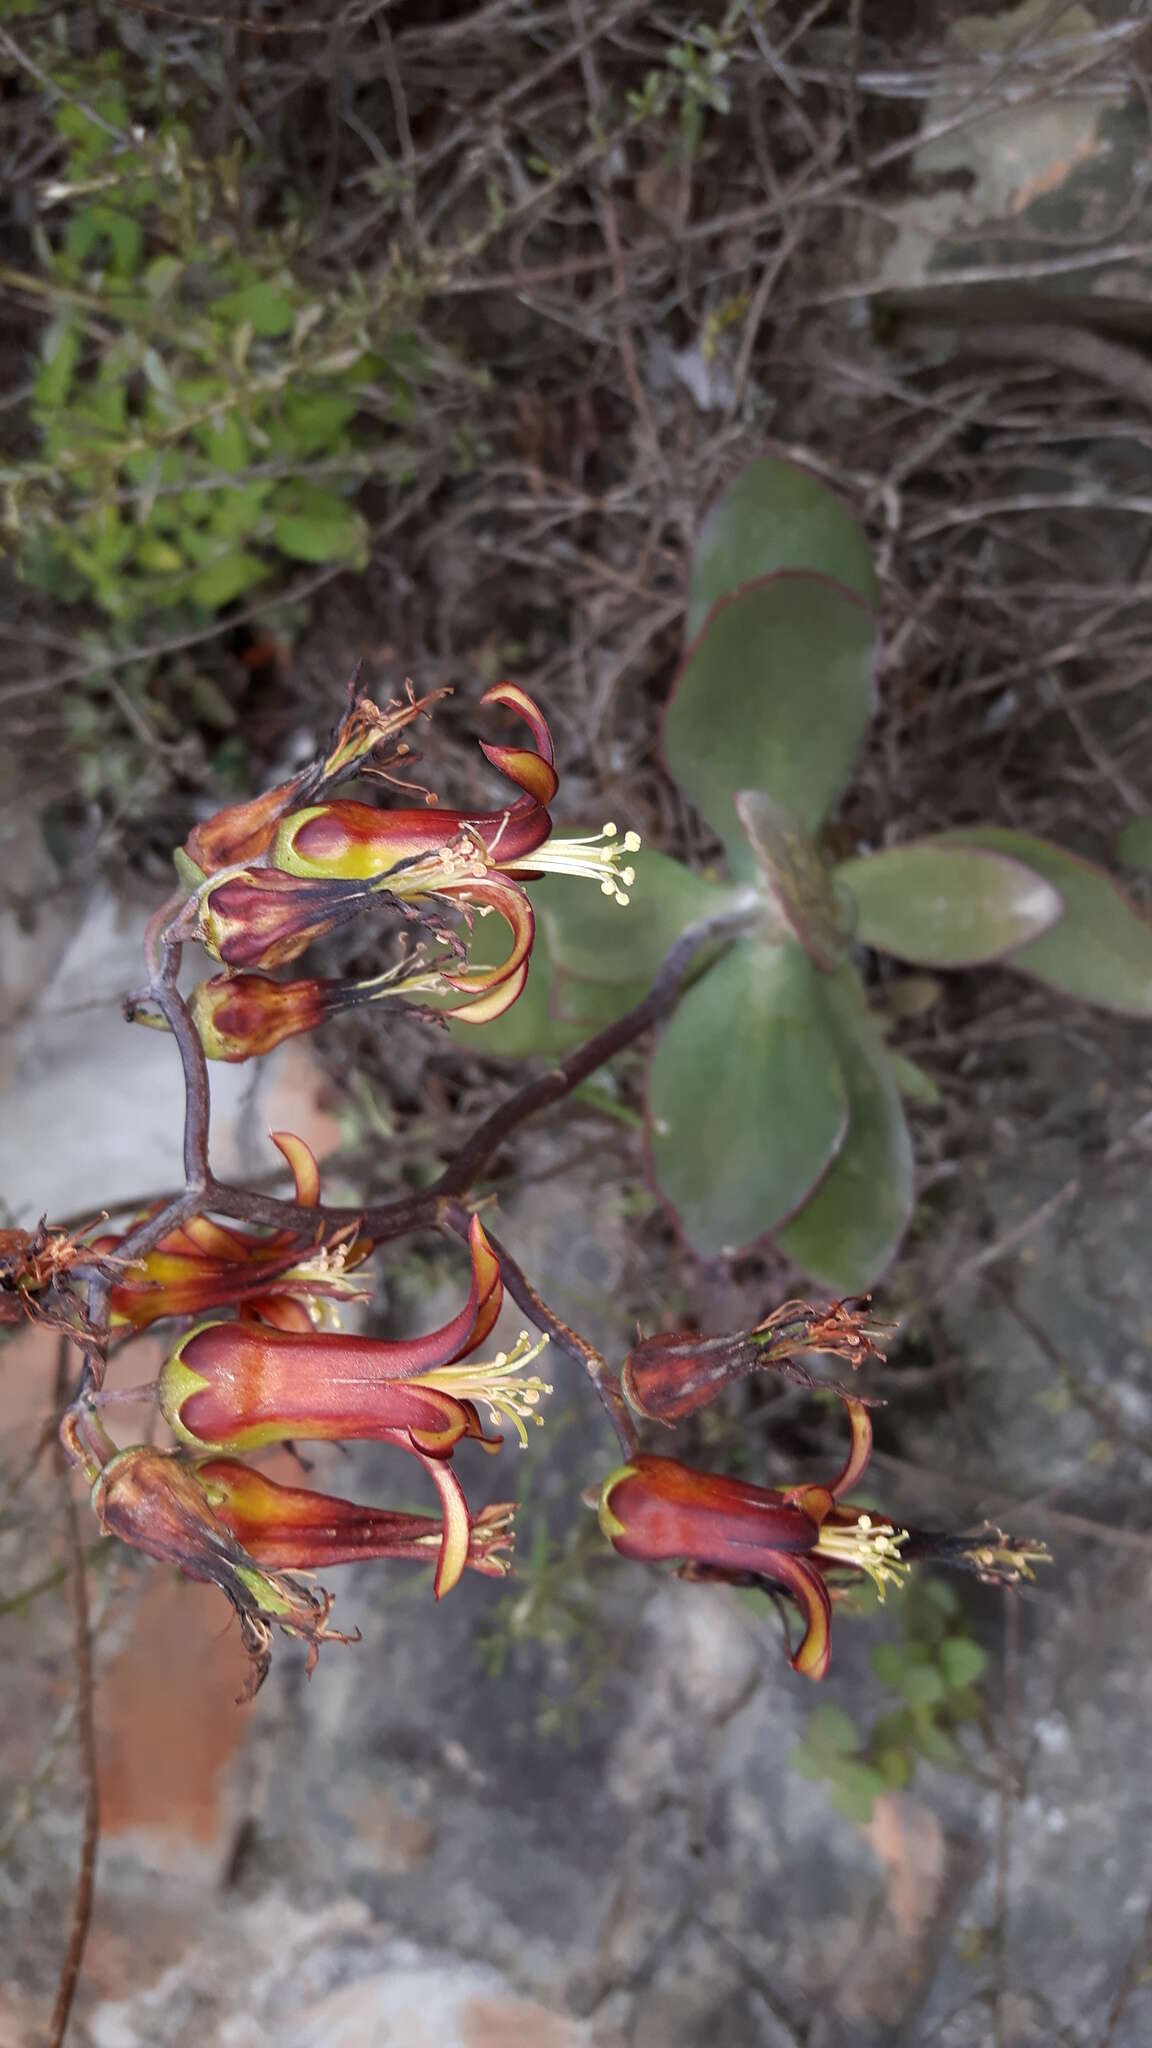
[664,572,877,881]
[687,455,876,643]
[835,842,1063,968]
[776,967,914,1294]
[646,937,849,1255]
[937,826,1152,1015]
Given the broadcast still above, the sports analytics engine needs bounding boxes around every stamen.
[418,1331,553,1447]
[815,1515,910,1601]
[504,824,641,906]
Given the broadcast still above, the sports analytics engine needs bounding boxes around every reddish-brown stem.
[444,1199,638,1455]
[47,1340,100,2048]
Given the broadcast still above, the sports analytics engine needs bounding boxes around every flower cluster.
[598,1314,1047,1679]
[81,1134,548,1695]
[60,673,1048,1709]
[148,677,640,1059]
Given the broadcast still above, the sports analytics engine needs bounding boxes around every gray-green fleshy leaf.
[536,849,733,986]
[686,456,877,642]
[885,1050,942,1108]
[937,827,1152,1016]
[646,937,849,1255]
[776,968,914,1292]
[735,790,853,969]
[1113,818,1152,873]
[664,572,876,879]
[836,843,1063,967]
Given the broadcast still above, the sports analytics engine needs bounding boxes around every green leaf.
[885,1050,941,1108]
[281,390,356,454]
[870,1642,906,1688]
[776,968,914,1292]
[196,414,249,470]
[789,1743,830,1783]
[836,843,1062,967]
[537,849,731,986]
[806,1703,859,1756]
[664,573,876,877]
[875,1747,913,1790]
[910,1719,962,1768]
[189,550,269,609]
[899,1663,947,1709]
[937,827,1152,1016]
[938,1637,987,1689]
[1113,819,1152,873]
[647,937,849,1254]
[828,1761,886,1823]
[35,318,82,411]
[133,536,184,575]
[734,791,852,968]
[270,487,366,564]
[686,456,877,642]
[213,281,296,337]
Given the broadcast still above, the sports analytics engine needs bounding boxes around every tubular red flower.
[196,1457,515,1593]
[94,1133,371,1332]
[158,1215,529,1455]
[92,1445,354,1697]
[598,1398,906,1681]
[180,686,442,878]
[271,683,558,884]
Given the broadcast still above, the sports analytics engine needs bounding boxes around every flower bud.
[195,868,400,970]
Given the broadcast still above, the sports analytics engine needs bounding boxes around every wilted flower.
[0,1217,127,1339]
[159,1215,552,1460]
[196,1457,515,1599]
[179,683,443,880]
[268,684,639,994]
[92,1445,354,1697]
[93,1132,371,1333]
[598,1398,909,1680]
[622,1298,889,1423]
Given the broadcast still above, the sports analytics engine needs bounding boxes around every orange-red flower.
[92,1133,371,1334]
[268,684,638,1015]
[158,1215,550,1459]
[196,1457,515,1599]
[598,1397,901,1680]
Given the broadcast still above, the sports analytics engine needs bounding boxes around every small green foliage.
[626,12,740,158]
[791,1579,991,1824]
[7,53,425,632]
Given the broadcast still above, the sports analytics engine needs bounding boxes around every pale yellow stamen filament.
[814,1514,910,1601]
[504,823,641,905]
[418,1331,553,1447]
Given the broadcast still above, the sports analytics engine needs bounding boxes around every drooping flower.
[92,1445,355,1697]
[268,684,639,996]
[622,1298,890,1424]
[178,682,444,881]
[598,1398,906,1680]
[196,1456,515,1598]
[92,1132,371,1334]
[191,866,417,972]
[158,1214,551,1461]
